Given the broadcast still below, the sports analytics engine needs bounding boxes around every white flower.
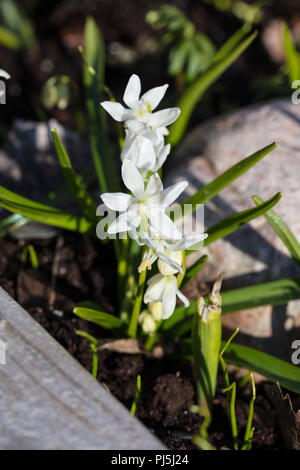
[139,310,157,335]
[144,273,190,319]
[121,129,170,174]
[138,232,208,274]
[0,69,10,80]
[101,74,180,129]
[100,159,187,239]
[148,302,163,322]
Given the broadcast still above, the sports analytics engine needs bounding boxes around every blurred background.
[1,0,300,141]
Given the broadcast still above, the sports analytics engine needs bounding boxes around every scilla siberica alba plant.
[100,74,207,326]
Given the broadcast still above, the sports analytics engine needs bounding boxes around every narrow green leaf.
[283,23,300,87]
[0,185,93,233]
[178,142,277,219]
[51,128,97,221]
[189,192,282,250]
[176,339,300,394]
[21,244,39,270]
[73,306,123,329]
[253,195,300,267]
[213,24,250,63]
[130,375,141,417]
[162,276,300,337]
[83,17,118,192]
[168,32,257,146]
[182,255,208,288]
[222,342,300,395]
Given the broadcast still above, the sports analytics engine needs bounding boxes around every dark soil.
[0,231,283,450]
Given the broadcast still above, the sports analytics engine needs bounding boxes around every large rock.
[167,99,300,358]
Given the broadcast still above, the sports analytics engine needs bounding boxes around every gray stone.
[0,287,165,450]
[0,119,92,238]
[167,99,300,356]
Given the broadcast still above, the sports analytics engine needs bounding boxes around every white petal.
[123,74,141,108]
[141,84,168,111]
[154,144,170,172]
[107,212,132,234]
[144,274,166,303]
[170,233,208,251]
[145,172,163,198]
[162,278,177,319]
[150,181,188,208]
[122,135,156,172]
[100,192,132,212]
[121,159,145,198]
[157,252,183,275]
[101,101,129,121]
[147,108,181,128]
[0,69,10,80]
[147,209,182,240]
[126,119,147,134]
[176,289,190,308]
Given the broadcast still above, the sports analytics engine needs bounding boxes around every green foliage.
[130,375,141,417]
[51,128,97,221]
[0,0,36,51]
[146,5,216,83]
[73,304,123,330]
[283,23,300,87]
[83,17,118,193]
[168,31,257,146]
[202,0,268,25]
[75,330,99,378]
[21,244,39,270]
[192,277,222,414]
[253,195,300,267]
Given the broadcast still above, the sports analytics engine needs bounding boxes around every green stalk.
[192,275,223,416]
[128,249,147,338]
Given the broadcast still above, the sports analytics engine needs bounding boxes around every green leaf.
[253,195,300,267]
[189,192,282,250]
[178,142,277,219]
[168,31,257,146]
[162,276,300,337]
[73,305,123,329]
[213,24,250,63]
[83,17,118,192]
[0,184,93,233]
[176,339,300,394]
[51,128,97,221]
[182,255,208,288]
[223,342,300,395]
[283,23,300,87]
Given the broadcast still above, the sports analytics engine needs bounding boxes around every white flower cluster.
[100,74,207,330]
[0,69,10,100]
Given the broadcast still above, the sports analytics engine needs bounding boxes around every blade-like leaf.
[176,339,300,394]
[168,32,257,146]
[177,142,277,219]
[73,305,123,329]
[0,184,93,233]
[283,23,300,87]
[182,254,208,288]
[162,276,300,337]
[83,17,118,192]
[188,192,282,250]
[51,128,97,221]
[213,24,250,63]
[253,195,300,267]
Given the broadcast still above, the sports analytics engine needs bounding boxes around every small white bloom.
[0,69,10,80]
[139,310,157,335]
[144,273,190,319]
[138,232,208,274]
[101,74,180,129]
[148,302,163,322]
[100,159,187,239]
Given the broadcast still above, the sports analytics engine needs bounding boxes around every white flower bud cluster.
[100,74,207,325]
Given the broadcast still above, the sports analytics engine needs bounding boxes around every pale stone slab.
[0,287,165,450]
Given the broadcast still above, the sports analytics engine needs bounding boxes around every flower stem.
[128,250,147,338]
